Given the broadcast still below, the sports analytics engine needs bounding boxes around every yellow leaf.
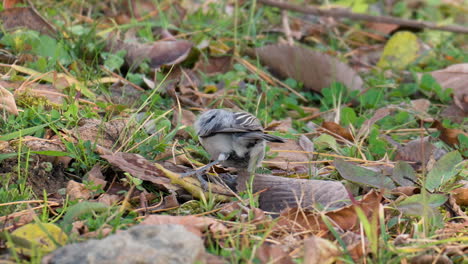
[0,84,19,115]
[8,223,68,256]
[377,31,420,69]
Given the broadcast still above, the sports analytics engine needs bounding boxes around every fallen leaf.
[97,194,121,206]
[107,37,193,70]
[253,44,363,92]
[357,107,392,139]
[8,223,68,256]
[140,215,227,237]
[72,118,130,150]
[256,243,294,264]
[0,84,19,115]
[101,152,178,191]
[365,22,399,35]
[265,118,293,133]
[303,236,341,264]
[194,55,233,75]
[266,139,312,172]
[246,175,349,212]
[334,159,396,189]
[452,180,468,206]
[429,63,468,112]
[299,135,315,159]
[440,103,467,124]
[66,180,92,201]
[341,231,368,262]
[321,121,354,141]
[107,82,143,107]
[172,108,197,139]
[276,190,381,233]
[410,254,452,264]
[432,120,468,148]
[86,164,107,188]
[410,99,431,114]
[0,7,55,36]
[377,31,420,69]
[22,136,70,166]
[391,186,420,197]
[395,137,447,170]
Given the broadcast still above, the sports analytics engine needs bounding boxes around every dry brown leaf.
[0,84,19,115]
[0,7,55,35]
[392,186,420,197]
[358,107,392,138]
[429,63,468,112]
[97,194,121,206]
[172,108,197,139]
[86,164,107,188]
[72,118,130,150]
[410,254,452,264]
[66,180,92,201]
[256,243,294,264]
[341,231,368,262]
[265,118,293,133]
[276,190,381,234]
[303,236,341,264]
[22,136,71,166]
[194,56,233,75]
[410,99,431,114]
[321,121,354,141]
[452,180,468,206]
[101,152,178,191]
[440,103,467,124]
[365,22,399,35]
[107,82,142,107]
[266,139,311,172]
[395,137,447,170]
[432,120,468,148]
[236,174,349,212]
[254,44,363,93]
[107,37,192,70]
[140,215,227,237]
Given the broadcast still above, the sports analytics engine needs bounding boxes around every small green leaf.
[391,161,417,186]
[314,134,339,152]
[335,159,396,189]
[424,151,463,191]
[396,193,447,216]
[61,201,108,231]
[0,153,17,161]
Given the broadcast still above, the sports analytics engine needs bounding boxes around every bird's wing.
[230,111,264,131]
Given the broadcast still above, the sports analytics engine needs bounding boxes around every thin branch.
[258,0,468,34]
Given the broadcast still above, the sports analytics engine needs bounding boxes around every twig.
[258,0,468,34]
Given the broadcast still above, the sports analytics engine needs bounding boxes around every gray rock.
[43,224,204,264]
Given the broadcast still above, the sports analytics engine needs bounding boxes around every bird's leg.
[180,153,229,189]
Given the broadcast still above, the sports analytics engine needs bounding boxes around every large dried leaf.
[0,7,55,35]
[335,159,396,189]
[107,37,192,70]
[276,190,381,233]
[254,44,363,92]
[237,173,349,212]
[101,152,178,191]
[0,84,19,115]
[429,63,468,112]
[256,243,294,264]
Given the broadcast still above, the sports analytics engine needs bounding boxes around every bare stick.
[258,0,468,34]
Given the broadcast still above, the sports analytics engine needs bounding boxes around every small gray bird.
[184,109,285,179]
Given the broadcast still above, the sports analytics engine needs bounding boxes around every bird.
[182,109,285,181]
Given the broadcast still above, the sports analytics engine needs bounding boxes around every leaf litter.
[0,0,467,263]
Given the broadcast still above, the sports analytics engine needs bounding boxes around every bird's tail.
[262,133,286,143]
